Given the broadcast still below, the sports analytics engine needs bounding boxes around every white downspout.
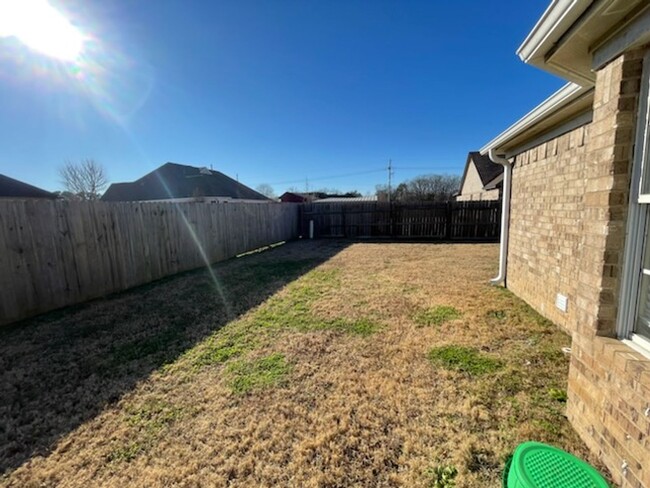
[488,148,512,285]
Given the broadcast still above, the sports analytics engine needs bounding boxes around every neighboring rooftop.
[101,163,269,202]
[0,174,56,199]
[466,151,503,187]
[314,196,378,203]
[279,192,322,203]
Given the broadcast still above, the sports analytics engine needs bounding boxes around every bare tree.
[59,159,108,200]
[255,183,276,199]
[377,174,461,202]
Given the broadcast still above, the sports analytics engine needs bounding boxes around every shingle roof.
[313,196,378,203]
[468,151,503,186]
[0,174,56,199]
[101,163,269,202]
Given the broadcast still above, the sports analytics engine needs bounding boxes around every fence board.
[302,200,501,241]
[0,200,300,326]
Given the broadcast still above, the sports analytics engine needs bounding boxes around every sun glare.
[0,0,85,61]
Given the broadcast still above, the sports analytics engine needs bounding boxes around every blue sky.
[0,0,565,195]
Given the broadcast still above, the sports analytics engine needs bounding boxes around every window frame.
[618,49,650,357]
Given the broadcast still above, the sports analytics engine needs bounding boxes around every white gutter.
[487,149,512,286]
[479,83,589,156]
[517,0,592,64]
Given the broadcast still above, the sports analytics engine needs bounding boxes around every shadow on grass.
[0,239,349,475]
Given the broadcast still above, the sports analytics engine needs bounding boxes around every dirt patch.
[0,241,609,487]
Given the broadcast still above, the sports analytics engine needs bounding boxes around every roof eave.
[517,0,593,65]
[479,82,590,156]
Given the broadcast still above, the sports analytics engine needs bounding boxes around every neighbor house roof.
[279,192,321,203]
[0,174,56,199]
[484,173,504,191]
[313,196,378,203]
[459,152,503,191]
[101,163,269,202]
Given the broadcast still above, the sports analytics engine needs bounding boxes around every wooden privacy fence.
[301,200,501,241]
[0,200,300,326]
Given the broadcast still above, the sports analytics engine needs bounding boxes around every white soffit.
[517,0,647,85]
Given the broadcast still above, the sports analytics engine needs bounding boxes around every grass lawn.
[0,240,608,487]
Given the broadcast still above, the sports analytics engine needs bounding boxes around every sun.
[0,0,85,61]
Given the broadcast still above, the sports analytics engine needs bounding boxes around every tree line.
[376,174,461,202]
[56,161,460,204]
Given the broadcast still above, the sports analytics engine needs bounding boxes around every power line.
[393,166,460,171]
[267,168,385,186]
[263,164,462,188]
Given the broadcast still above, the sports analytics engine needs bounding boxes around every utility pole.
[388,159,394,237]
[387,159,393,205]
[305,177,309,193]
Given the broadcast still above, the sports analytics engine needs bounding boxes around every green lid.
[507,442,609,488]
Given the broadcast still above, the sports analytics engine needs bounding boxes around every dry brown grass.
[0,241,608,487]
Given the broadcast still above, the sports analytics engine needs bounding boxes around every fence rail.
[0,200,299,326]
[301,200,501,241]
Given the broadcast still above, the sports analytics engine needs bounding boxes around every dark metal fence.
[300,200,501,241]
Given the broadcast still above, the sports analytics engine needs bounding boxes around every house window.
[635,213,650,342]
[619,50,650,354]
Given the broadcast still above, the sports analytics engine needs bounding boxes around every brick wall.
[505,48,650,487]
[508,123,589,333]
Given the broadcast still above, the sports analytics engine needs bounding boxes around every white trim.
[622,337,650,360]
[480,83,591,155]
[517,0,592,64]
[638,51,650,200]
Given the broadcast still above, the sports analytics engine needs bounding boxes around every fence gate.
[300,200,501,241]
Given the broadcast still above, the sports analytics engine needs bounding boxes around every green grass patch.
[253,268,380,335]
[338,317,379,336]
[425,464,458,488]
[175,268,378,377]
[548,388,568,402]
[428,345,503,376]
[126,398,185,434]
[188,324,259,369]
[414,306,461,327]
[107,441,145,463]
[108,398,185,463]
[225,353,291,395]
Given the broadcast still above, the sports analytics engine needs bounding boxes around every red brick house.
[481,1,650,485]
[279,192,314,203]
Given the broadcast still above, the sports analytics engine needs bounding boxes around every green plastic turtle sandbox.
[502,442,609,488]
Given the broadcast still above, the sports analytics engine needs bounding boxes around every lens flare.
[0,0,85,61]
[155,172,233,319]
